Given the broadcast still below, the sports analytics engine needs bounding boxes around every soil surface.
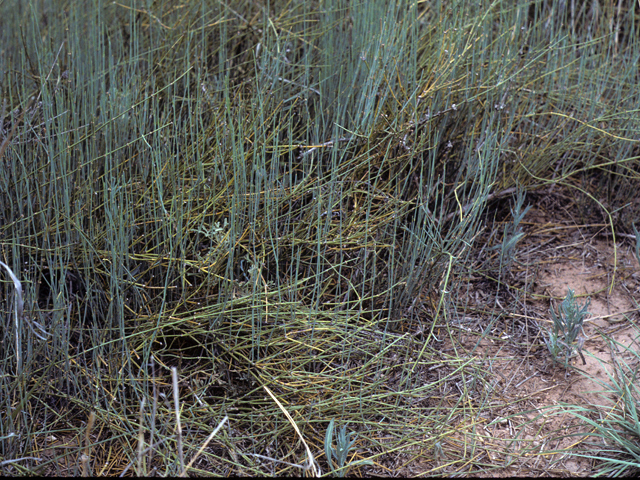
[413,196,640,476]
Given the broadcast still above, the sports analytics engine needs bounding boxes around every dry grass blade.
[179,416,228,477]
[0,260,25,374]
[263,385,320,477]
[172,367,184,474]
[81,412,96,477]
[0,260,23,319]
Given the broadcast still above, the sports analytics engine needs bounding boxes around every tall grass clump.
[1,0,639,475]
[544,289,590,370]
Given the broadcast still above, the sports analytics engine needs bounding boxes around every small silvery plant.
[487,189,531,284]
[498,190,531,279]
[192,218,229,265]
[544,288,590,369]
[324,419,373,477]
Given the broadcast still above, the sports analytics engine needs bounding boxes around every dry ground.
[400,190,639,477]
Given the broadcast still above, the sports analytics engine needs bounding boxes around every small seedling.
[489,189,531,283]
[324,419,373,477]
[544,288,590,369]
